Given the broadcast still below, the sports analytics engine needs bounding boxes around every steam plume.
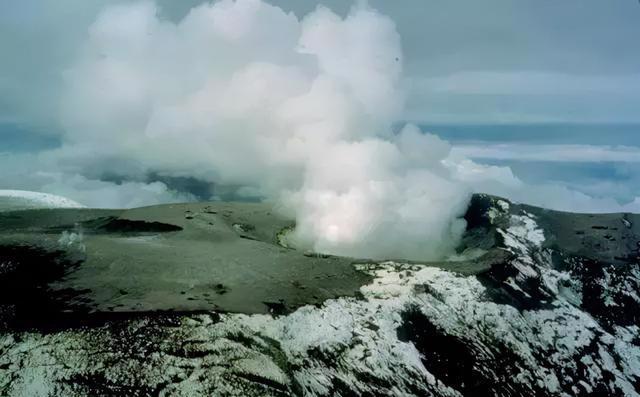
[59,0,470,260]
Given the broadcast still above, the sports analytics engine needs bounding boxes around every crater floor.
[1,202,372,323]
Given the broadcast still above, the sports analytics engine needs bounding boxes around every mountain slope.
[0,195,639,396]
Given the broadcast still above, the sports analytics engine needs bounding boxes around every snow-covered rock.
[0,190,84,211]
[0,194,639,396]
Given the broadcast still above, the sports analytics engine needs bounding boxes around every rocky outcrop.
[1,195,639,396]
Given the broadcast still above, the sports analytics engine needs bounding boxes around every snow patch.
[0,190,84,211]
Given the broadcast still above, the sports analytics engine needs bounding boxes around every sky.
[0,0,639,225]
[2,0,640,126]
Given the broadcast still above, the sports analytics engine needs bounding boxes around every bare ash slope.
[1,195,639,396]
[0,201,373,324]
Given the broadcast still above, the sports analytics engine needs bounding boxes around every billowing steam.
[58,0,470,260]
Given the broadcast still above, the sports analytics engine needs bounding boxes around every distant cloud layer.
[453,144,640,163]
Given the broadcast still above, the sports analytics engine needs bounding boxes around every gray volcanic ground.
[1,194,639,396]
[0,199,499,328]
[0,202,368,318]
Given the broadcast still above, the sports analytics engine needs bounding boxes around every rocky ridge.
[1,195,639,396]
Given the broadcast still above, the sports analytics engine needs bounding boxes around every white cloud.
[452,144,640,163]
[446,157,640,214]
[0,152,194,209]
[48,0,470,261]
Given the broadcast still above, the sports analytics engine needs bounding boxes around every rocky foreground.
[1,194,639,396]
